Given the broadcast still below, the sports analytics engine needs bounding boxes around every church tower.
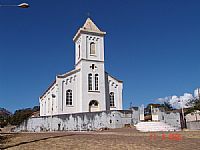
[73,18,106,67]
[39,18,123,116]
[73,18,107,112]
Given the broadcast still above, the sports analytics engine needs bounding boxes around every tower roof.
[73,18,106,41]
[82,18,101,32]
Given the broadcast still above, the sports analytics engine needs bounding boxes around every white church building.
[15,18,181,132]
[39,18,123,116]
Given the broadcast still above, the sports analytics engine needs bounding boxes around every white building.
[39,18,123,116]
[194,88,200,99]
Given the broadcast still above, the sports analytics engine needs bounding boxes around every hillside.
[0,108,12,117]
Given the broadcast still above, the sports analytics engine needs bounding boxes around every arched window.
[110,92,115,107]
[88,74,92,91]
[89,100,99,107]
[90,42,96,55]
[66,90,72,105]
[95,74,99,91]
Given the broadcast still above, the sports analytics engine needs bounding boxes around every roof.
[73,18,106,41]
[82,18,102,32]
[40,69,80,99]
[40,79,56,99]
[106,72,123,83]
[57,68,80,78]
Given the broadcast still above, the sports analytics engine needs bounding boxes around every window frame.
[110,92,115,107]
[88,73,93,91]
[78,45,80,59]
[90,42,96,56]
[66,89,72,106]
[95,74,99,91]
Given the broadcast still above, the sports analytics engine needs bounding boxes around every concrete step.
[135,121,180,132]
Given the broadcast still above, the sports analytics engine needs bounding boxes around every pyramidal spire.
[82,18,101,32]
[73,18,106,42]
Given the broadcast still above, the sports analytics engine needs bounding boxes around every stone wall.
[15,110,137,132]
[131,109,140,125]
[15,110,182,132]
[158,112,181,129]
[186,121,200,130]
[185,110,200,122]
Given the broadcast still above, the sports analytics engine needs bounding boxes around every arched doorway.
[89,100,99,112]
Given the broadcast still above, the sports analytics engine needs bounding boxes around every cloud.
[157,93,194,109]
[157,96,171,103]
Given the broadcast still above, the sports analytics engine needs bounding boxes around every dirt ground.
[0,128,200,150]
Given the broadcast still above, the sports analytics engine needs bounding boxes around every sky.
[0,0,200,112]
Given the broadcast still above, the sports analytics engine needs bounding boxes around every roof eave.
[57,68,81,78]
[40,80,56,99]
[73,28,106,42]
[106,72,123,83]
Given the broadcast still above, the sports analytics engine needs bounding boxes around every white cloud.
[157,96,171,103]
[157,93,194,109]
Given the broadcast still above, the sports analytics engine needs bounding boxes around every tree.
[9,108,33,125]
[192,98,200,110]
[160,101,173,111]
[0,108,12,127]
[8,106,40,126]
[185,97,200,114]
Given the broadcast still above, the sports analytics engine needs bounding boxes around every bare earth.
[0,128,200,150]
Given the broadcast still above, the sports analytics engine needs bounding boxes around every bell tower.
[73,18,107,112]
[73,18,106,68]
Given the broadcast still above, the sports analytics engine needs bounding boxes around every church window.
[90,42,96,55]
[88,74,92,91]
[78,45,80,59]
[89,100,98,107]
[66,90,72,105]
[44,101,46,115]
[48,98,50,113]
[110,92,115,107]
[95,74,99,91]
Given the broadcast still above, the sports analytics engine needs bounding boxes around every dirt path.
[1,128,200,150]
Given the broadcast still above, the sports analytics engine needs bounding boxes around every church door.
[89,100,99,112]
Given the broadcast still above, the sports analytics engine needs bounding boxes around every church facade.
[39,18,123,116]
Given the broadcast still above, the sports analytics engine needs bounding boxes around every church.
[15,18,181,133]
[39,18,123,116]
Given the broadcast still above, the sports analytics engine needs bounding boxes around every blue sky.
[0,0,200,112]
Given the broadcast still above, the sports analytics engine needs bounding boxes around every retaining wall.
[186,121,200,130]
[15,110,137,132]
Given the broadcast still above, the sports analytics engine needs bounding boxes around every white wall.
[75,34,104,67]
[79,60,106,112]
[39,83,58,116]
[186,110,200,122]
[107,75,123,110]
[56,71,81,115]
[15,110,133,132]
